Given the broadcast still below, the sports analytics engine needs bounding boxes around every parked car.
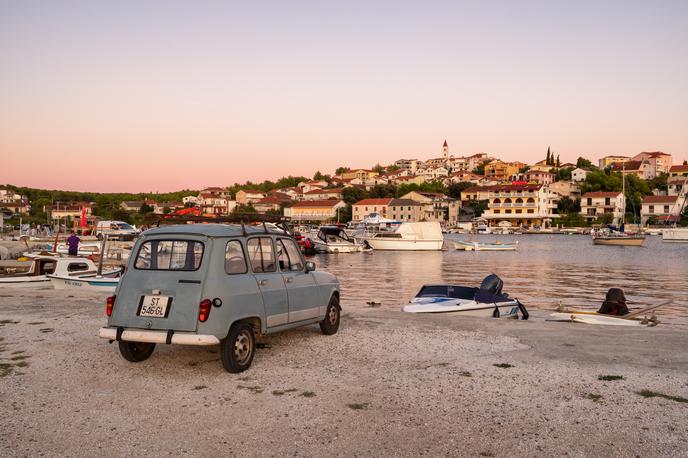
[99,223,341,372]
[95,220,138,241]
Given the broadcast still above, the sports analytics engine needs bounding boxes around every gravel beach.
[1,288,687,457]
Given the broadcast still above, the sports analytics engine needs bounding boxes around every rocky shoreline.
[1,288,687,456]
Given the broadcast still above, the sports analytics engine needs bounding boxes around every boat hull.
[592,237,645,246]
[312,241,364,253]
[546,312,642,326]
[454,241,517,251]
[662,228,688,243]
[0,276,50,287]
[403,299,521,318]
[48,275,118,292]
[363,238,444,251]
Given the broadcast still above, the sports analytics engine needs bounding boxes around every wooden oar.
[623,301,673,320]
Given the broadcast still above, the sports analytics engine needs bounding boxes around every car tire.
[319,295,340,335]
[118,341,156,362]
[221,322,256,373]
[96,233,103,240]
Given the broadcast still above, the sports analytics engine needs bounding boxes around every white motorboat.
[402,275,529,319]
[662,227,688,243]
[311,226,366,253]
[454,240,518,251]
[361,222,444,251]
[0,256,121,287]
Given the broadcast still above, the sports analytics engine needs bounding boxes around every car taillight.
[106,295,116,317]
[199,299,212,322]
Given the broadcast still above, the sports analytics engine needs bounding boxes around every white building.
[580,191,625,224]
[571,168,588,182]
[641,195,685,225]
[480,184,558,228]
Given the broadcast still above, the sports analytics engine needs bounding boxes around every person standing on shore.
[66,230,80,256]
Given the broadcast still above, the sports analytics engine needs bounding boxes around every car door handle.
[285,277,293,283]
[258,279,267,286]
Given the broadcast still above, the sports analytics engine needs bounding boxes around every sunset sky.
[1,1,687,192]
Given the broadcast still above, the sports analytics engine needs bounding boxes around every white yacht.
[361,222,444,251]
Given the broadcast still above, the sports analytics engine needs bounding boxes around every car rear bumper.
[99,327,220,346]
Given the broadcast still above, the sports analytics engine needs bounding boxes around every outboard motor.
[479,274,504,296]
[598,288,629,316]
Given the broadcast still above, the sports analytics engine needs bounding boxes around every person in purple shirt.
[66,230,80,256]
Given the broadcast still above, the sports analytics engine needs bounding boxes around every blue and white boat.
[48,273,120,292]
[403,275,528,319]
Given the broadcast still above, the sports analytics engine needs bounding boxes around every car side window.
[225,240,247,274]
[278,238,304,271]
[247,237,276,273]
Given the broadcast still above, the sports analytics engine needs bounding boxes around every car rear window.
[135,240,204,271]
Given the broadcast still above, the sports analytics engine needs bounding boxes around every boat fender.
[517,299,529,320]
[492,305,500,318]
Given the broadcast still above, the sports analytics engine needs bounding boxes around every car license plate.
[139,295,172,318]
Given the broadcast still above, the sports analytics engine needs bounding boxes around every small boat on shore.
[403,274,529,319]
[0,256,121,288]
[361,222,444,251]
[454,240,518,251]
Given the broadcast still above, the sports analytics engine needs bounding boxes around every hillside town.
[2,142,687,232]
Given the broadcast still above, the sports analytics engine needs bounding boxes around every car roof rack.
[156,213,293,237]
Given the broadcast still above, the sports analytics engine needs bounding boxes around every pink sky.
[1,1,687,193]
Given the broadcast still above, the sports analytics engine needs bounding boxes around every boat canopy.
[317,226,353,243]
[396,222,443,240]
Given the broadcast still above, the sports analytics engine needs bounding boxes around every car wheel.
[118,341,156,362]
[96,233,103,240]
[221,322,256,373]
[319,295,340,335]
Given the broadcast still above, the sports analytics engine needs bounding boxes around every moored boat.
[361,222,444,251]
[662,227,688,243]
[311,226,366,253]
[454,240,518,251]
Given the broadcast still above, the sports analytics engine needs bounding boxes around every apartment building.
[631,152,672,178]
[484,160,520,181]
[303,188,343,201]
[571,168,588,182]
[610,161,653,180]
[668,165,688,196]
[599,155,630,169]
[285,200,347,222]
[641,195,684,225]
[580,191,625,224]
[480,184,558,228]
[235,189,265,205]
[400,191,459,225]
[352,198,394,221]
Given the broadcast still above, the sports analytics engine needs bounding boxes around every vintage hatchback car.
[99,223,340,372]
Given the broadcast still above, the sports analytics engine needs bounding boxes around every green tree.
[557,196,581,214]
[556,155,560,168]
[341,187,369,205]
[647,173,668,193]
[372,163,385,174]
[595,213,615,225]
[472,163,486,175]
[335,167,350,175]
[313,171,324,181]
[546,147,551,166]
[139,203,154,214]
[576,157,593,168]
[447,182,474,199]
[468,199,489,217]
[558,212,587,227]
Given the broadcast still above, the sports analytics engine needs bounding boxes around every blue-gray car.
[99,224,341,372]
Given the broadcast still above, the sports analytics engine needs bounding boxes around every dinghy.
[454,240,518,251]
[403,274,529,319]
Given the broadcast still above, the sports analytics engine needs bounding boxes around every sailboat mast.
[621,161,625,226]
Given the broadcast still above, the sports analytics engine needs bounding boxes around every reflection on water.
[315,234,688,328]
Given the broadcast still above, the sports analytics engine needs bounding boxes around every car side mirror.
[305,261,316,272]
